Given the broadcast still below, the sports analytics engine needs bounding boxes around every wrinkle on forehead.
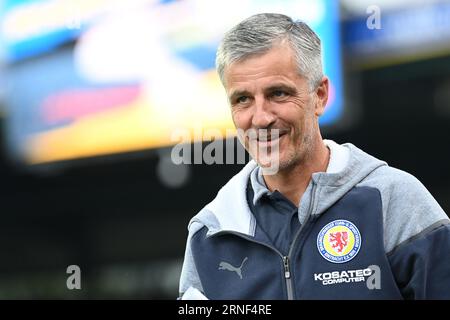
[224,44,300,79]
[227,74,310,102]
[223,44,309,95]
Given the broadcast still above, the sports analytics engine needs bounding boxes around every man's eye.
[272,90,287,98]
[236,96,249,104]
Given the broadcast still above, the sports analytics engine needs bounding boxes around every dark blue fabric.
[191,227,286,299]
[247,183,300,256]
[388,224,450,299]
[293,186,403,299]
[189,185,449,299]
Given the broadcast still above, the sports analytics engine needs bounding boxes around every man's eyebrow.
[264,84,297,94]
[229,90,251,101]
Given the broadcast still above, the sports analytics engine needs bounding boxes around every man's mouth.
[248,131,288,145]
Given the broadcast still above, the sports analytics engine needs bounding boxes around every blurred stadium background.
[0,0,449,299]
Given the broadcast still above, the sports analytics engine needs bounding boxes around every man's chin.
[253,155,281,175]
[256,154,300,175]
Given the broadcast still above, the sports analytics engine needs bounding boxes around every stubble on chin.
[276,133,314,172]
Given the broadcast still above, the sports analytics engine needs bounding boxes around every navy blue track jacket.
[179,141,450,299]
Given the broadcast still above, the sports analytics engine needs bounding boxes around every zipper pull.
[283,256,291,278]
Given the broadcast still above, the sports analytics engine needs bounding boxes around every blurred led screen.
[1,0,343,164]
[344,0,450,68]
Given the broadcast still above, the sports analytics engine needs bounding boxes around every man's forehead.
[222,46,302,89]
[226,46,296,73]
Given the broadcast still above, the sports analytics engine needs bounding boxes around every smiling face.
[224,42,329,172]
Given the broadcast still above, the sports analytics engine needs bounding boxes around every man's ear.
[314,76,329,117]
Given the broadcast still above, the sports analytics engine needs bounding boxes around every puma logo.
[218,257,248,279]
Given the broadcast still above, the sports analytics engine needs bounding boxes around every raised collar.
[250,139,350,205]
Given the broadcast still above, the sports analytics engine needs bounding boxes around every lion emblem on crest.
[329,231,348,253]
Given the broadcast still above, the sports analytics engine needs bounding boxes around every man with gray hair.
[179,13,450,299]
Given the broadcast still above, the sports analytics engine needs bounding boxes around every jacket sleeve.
[381,169,450,299]
[387,221,450,299]
[178,224,205,299]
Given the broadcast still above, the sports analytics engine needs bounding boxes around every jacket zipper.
[284,181,317,299]
[282,256,294,299]
[283,256,290,278]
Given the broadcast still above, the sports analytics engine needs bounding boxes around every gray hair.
[216,13,323,89]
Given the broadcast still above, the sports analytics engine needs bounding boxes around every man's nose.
[251,97,276,128]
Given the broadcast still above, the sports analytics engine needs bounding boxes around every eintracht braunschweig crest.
[317,219,361,263]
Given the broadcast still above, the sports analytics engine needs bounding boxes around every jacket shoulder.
[358,165,448,253]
